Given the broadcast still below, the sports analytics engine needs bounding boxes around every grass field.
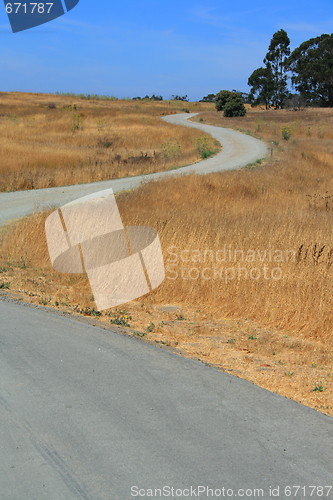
[0,92,216,191]
[0,100,332,415]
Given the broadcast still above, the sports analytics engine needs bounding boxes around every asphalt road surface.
[0,300,332,500]
[0,113,267,226]
[0,115,332,499]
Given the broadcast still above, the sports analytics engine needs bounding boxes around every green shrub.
[312,384,325,392]
[215,90,246,117]
[71,114,83,133]
[281,126,292,140]
[215,90,236,111]
[146,322,155,333]
[109,310,132,327]
[196,136,216,159]
[223,97,247,117]
[97,137,113,148]
[161,139,181,161]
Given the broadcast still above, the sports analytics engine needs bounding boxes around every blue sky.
[1,0,332,100]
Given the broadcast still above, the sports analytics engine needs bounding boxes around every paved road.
[0,299,332,500]
[0,113,267,226]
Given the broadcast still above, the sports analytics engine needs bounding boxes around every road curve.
[0,299,332,500]
[0,113,267,226]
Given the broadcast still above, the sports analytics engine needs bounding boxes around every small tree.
[286,34,333,107]
[223,97,246,117]
[247,29,290,109]
[171,94,189,101]
[248,67,274,109]
[200,93,216,102]
[264,29,290,109]
[150,94,163,101]
[215,90,246,117]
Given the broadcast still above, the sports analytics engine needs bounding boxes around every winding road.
[0,115,332,500]
[0,113,267,226]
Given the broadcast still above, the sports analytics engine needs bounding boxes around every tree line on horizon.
[132,94,189,102]
[201,30,333,115]
[56,30,333,115]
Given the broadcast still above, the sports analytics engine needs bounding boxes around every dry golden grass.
[0,92,215,191]
[196,105,333,141]
[0,105,332,415]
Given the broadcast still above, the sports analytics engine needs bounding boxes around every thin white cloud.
[57,16,97,29]
[188,5,270,47]
[191,7,231,29]
[191,4,283,29]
